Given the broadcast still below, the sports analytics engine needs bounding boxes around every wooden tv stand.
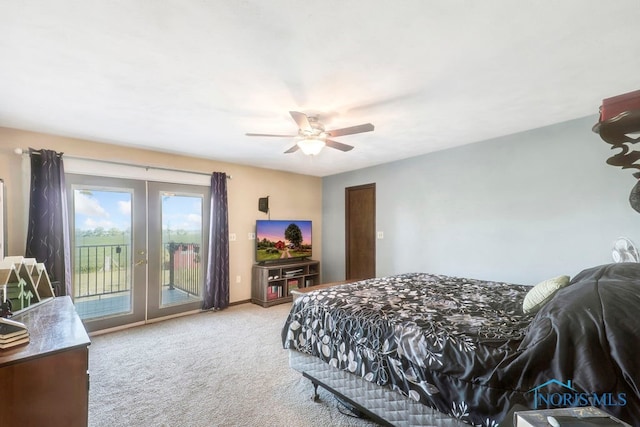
[251,259,320,307]
[0,296,91,426]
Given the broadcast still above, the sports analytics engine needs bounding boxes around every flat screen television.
[256,220,312,263]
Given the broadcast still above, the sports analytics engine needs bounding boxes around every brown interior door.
[345,183,376,280]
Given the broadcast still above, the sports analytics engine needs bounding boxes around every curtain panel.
[25,148,72,296]
[203,172,229,310]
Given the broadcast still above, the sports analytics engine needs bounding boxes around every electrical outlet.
[229,233,237,241]
[236,275,241,284]
[248,232,255,240]
[377,231,384,239]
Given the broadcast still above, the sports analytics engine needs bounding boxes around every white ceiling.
[1,1,639,177]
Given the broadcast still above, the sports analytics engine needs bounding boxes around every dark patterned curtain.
[203,172,229,310]
[25,148,72,296]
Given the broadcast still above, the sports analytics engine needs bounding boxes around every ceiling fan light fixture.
[297,138,326,155]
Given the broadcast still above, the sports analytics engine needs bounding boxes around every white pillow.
[523,275,571,314]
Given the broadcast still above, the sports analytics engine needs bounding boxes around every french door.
[66,174,210,332]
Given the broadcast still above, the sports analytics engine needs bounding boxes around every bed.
[281,263,640,426]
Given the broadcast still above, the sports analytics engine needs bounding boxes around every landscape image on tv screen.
[256,220,312,262]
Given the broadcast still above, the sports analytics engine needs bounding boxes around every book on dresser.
[0,317,29,349]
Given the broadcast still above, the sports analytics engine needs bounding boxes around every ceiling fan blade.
[284,144,300,154]
[325,139,354,152]
[245,133,298,137]
[289,111,312,131]
[345,92,420,113]
[326,123,374,137]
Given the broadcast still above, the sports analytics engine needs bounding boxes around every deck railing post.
[168,242,177,290]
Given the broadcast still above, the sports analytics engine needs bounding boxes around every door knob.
[135,259,147,266]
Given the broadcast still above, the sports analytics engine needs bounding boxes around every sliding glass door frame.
[66,174,210,332]
[66,174,147,332]
[147,181,210,320]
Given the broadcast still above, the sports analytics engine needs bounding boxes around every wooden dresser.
[0,296,91,427]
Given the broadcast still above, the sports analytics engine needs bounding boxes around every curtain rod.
[14,148,232,179]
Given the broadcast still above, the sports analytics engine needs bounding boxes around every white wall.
[322,115,640,285]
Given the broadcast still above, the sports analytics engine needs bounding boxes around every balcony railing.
[74,244,131,299]
[74,243,202,301]
[165,242,202,297]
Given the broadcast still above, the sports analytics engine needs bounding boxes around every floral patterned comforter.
[281,272,535,425]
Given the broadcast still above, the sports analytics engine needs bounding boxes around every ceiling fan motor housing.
[302,116,325,137]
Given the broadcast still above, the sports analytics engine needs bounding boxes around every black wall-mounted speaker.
[258,197,269,213]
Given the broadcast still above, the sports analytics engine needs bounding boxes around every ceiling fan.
[246,111,374,155]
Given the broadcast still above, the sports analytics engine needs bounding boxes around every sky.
[74,190,202,232]
[161,194,202,232]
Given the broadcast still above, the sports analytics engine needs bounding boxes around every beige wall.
[0,127,322,303]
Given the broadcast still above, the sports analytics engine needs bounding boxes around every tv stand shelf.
[251,259,320,307]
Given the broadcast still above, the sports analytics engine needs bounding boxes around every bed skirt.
[288,349,467,427]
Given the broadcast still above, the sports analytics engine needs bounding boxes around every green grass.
[73,231,202,274]
[256,248,312,261]
[256,249,284,261]
[74,231,202,246]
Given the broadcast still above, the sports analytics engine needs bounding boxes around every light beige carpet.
[88,302,377,427]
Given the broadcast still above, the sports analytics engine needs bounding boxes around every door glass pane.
[73,188,133,320]
[160,193,203,307]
